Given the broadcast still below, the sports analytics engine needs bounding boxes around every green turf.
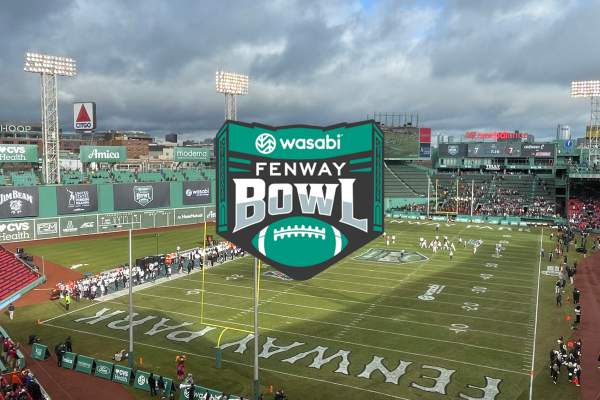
[23,225,214,274]
[2,221,584,399]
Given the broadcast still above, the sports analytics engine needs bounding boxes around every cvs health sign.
[73,102,96,130]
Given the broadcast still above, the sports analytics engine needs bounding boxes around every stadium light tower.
[571,80,600,167]
[24,52,77,184]
[215,70,248,120]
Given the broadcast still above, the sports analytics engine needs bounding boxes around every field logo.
[418,284,446,301]
[134,186,153,206]
[217,121,384,280]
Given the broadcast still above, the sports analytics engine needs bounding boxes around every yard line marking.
[131,292,527,342]
[41,323,414,400]
[178,276,533,313]
[184,272,534,305]
[40,301,100,324]
[529,228,543,400]
[158,282,531,324]
[322,269,534,291]
[98,300,528,372]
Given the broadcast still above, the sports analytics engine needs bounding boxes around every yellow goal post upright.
[198,220,261,369]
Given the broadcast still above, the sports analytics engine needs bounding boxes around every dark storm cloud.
[0,0,595,140]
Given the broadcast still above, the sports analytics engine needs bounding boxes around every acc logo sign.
[216,121,384,280]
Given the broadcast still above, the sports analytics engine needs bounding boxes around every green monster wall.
[0,181,215,243]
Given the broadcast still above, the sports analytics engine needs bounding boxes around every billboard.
[173,147,210,162]
[419,143,431,158]
[383,126,420,159]
[182,181,211,205]
[80,146,127,163]
[113,182,170,210]
[557,139,576,156]
[73,102,96,130]
[0,144,38,163]
[467,142,522,157]
[465,131,528,140]
[56,185,98,214]
[0,187,38,218]
[522,143,555,158]
[439,143,468,157]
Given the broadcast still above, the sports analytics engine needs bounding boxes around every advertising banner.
[173,147,210,162]
[80,146,127,163]
[522,143,555,158]
[56,185,98,214]
[439,143,468,157]
[61,352,77,370]
[94,360,114,380]
[0,144,38,163]
[113,182,170,211]
[0,187,38,218]
[419,143,431,158]
[175,207,204,225]
[112,365,132,385]
[467,142,522,158]
[35,218,60,239]
[31,344,48,361]
[133,370,152,392]
[216,120,384,280]
[73,102,96,130]
[59,214,98,237]
[557,139,576,155]
[183,181,211,205]
[75,355,94,374]
[419,127,432,143]
[0,220,34,242]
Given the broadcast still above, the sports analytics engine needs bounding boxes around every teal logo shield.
[216,120,384,280]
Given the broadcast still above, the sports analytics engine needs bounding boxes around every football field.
[9,221,581,399]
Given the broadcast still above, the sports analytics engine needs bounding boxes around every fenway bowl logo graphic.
[134,186,153,206]
[447,145,458,156]
[216,121,383,280]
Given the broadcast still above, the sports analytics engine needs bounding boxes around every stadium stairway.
[0,247,40,302]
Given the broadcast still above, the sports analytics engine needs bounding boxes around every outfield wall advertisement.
[56,185,98,214]
[182,181,211,205]
[0,187,39,218]
[113,182,170,210]
[0,205,216,243]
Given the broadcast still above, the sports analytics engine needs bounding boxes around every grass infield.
[2,221,583,399]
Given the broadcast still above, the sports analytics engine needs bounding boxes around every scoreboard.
[383,126,431,160]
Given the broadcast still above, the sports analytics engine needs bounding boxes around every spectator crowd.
[1,333,45,400]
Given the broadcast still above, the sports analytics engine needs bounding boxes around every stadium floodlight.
[571,80,600,166]
[24,52,78,184]
[571,80,600,97]
[215,70,249,120]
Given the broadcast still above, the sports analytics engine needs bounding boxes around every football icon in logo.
[252,216,347,267]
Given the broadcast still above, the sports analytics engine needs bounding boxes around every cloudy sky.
[1,0,598,141]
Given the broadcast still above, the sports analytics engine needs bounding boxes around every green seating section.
[113,170,136,183]
[61,171,84,184]
[137,171,164,182]
[10,170,37,186]
[384,163,430,198]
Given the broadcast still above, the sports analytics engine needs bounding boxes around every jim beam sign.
[216,121,383,280]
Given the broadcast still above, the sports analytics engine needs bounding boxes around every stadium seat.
[0,246,39,301]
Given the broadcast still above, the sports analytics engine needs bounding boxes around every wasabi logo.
[217,121,384,280]
[255,133,276,154]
